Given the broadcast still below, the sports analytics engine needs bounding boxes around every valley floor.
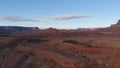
[0,35,120,68]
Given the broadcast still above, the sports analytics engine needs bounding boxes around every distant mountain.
[69,28,99,32]
[1,20,120,35]
[98,20,120,34]
[111,20,120,28]
[0,26,39,34]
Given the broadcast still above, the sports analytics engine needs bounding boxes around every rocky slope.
[98,20,120,33]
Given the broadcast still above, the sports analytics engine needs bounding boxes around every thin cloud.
[0,14,91,23]
[37,14,91,22]
[0,16,39,22]
[52,14,91,21]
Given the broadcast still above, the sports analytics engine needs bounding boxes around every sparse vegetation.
[19,38,49,43]
[0,34,120,68]
[63,40,79,44]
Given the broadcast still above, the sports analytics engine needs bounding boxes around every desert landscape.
[0,20,120,68]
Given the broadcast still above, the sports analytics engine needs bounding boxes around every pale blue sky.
[0,0,120,29]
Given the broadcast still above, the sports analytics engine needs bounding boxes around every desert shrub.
[63,40,79,45]
[19,38,49,43]
[79,43,94,47]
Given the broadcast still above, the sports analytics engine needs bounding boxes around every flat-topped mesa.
[41,27,59,33]
[111,20,120,28]
[0,26,39,34]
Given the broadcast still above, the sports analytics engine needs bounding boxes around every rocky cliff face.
[111,20,120,28]
[106,20,120,32]
[97,20,120,33]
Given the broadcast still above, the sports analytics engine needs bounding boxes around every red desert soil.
[0,34,120,68]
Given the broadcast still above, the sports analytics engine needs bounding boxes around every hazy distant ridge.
[0,26,39,34]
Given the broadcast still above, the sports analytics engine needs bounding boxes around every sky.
[0,0,120,29]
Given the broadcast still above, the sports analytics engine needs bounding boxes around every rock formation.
[111,20,120,28]
[0,26,39,34]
